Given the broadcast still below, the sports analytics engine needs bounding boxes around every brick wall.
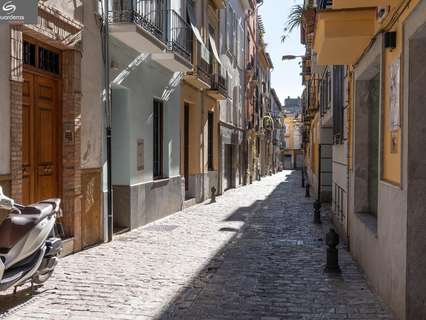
[10,26,23,203]
[62,49,83,251]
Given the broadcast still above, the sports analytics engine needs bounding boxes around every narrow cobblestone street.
[0,171,393,320]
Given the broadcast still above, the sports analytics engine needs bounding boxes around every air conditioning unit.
[377,6,389,22]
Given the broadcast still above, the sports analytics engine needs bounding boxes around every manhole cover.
[144,224,179,232]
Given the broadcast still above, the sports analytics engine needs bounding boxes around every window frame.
[153,99,164,180]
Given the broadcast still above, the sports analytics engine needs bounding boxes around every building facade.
[0,0,105,254]
[217,0,246,193]
[180,0,225,205]
[303,0,426,318]
[109,0,193,230]
[0,0,277,256]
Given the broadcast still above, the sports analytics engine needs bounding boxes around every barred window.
[153,99,164,179]
[333,65,345,144]
[208,112,214,171]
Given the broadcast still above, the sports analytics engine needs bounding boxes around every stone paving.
[0,171,394,320]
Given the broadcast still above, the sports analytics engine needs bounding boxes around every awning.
[187,7,204,45]
[209,35,221,64]
[187,7,209,63]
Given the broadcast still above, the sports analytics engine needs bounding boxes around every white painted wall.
[0,25,10,175]
[219,0,245,128]
[110,38,181,186]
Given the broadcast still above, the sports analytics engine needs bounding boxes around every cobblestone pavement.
[0,171,394,320]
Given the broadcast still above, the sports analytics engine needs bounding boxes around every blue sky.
[259,0,304,104]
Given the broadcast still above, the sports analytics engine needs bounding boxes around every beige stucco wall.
[180,82,202,175]
[349,33,406,320]
[202,94,219,172]
[42,0,103,169]
[0,25,10,175]
[80,0,103,169]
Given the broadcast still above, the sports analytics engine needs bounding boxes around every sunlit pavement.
[0,171,393,320]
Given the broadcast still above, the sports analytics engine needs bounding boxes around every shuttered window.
[153,100,164,179]
[208,112,214,171]
[333,65,345,144]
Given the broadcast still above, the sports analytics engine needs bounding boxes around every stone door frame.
[9,5,85,251]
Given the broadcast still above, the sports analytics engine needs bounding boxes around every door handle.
[38,165,53,176]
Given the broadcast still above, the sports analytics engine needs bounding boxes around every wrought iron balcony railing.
[210,73,228,97]
[195,41,212,85]
[169,9,192,62]
[109,0,166,43]
[317,0,332,9]
[109,1,192,62]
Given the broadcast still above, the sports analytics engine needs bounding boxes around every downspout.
[102,0,113,242]
[201,91,205,200]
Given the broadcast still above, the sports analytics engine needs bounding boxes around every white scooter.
[0,187,63,292]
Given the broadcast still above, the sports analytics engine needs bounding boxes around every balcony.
[207,73,227,100]
[109,1,192,72]
[210,0,226,9]
[317,0,333,9]
[332,0,386,9]
[314,8,376,65]
[184,42,212,90]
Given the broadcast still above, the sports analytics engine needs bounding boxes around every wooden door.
[184,103,190,192]
[22,72,60,204]
[224,144,233,190]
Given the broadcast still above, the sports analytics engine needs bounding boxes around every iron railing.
[210,73,227,97]
[317,0,332,9]
[169,9,192,62]
[109,0,166,44]
[196,41,211,84]
[109,1,192,62]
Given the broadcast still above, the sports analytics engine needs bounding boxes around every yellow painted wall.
[180,82,202,176]
[180,82,219,176]
[378,0,420,185]
[202,94,219,172]
[310,114,320,176]
[284,117,295,150]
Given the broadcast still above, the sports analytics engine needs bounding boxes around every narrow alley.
[0,172,392,320]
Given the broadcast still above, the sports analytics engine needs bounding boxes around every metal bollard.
[313,200,322,224]
[325,228,341,273]
[210,186,216,203]
[305,183,310,198]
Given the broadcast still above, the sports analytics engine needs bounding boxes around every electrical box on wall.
[384,32,397,49]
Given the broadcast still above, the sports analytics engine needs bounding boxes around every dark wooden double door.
[22,71,60,205]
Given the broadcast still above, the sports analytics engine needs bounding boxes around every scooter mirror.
[0,187,14,210]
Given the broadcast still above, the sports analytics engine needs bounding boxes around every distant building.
[284,97,302,115]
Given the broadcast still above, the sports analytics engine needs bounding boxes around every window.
[23,40,60,75]
[23,41,36,67]
[333,65,345,144]
[237,22,244,69]
[153,100,164,179]
[208,112,214,171]
[38,47,60,74]
[225,3,236,56]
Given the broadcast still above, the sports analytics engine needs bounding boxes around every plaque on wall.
[137,139,144,171]
[63,122,75,145]
[389,58,401,131]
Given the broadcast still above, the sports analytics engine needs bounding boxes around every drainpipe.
[103,0,113,242]
[201,92,205,201]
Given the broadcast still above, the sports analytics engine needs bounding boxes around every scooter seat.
[0,203,54,251]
